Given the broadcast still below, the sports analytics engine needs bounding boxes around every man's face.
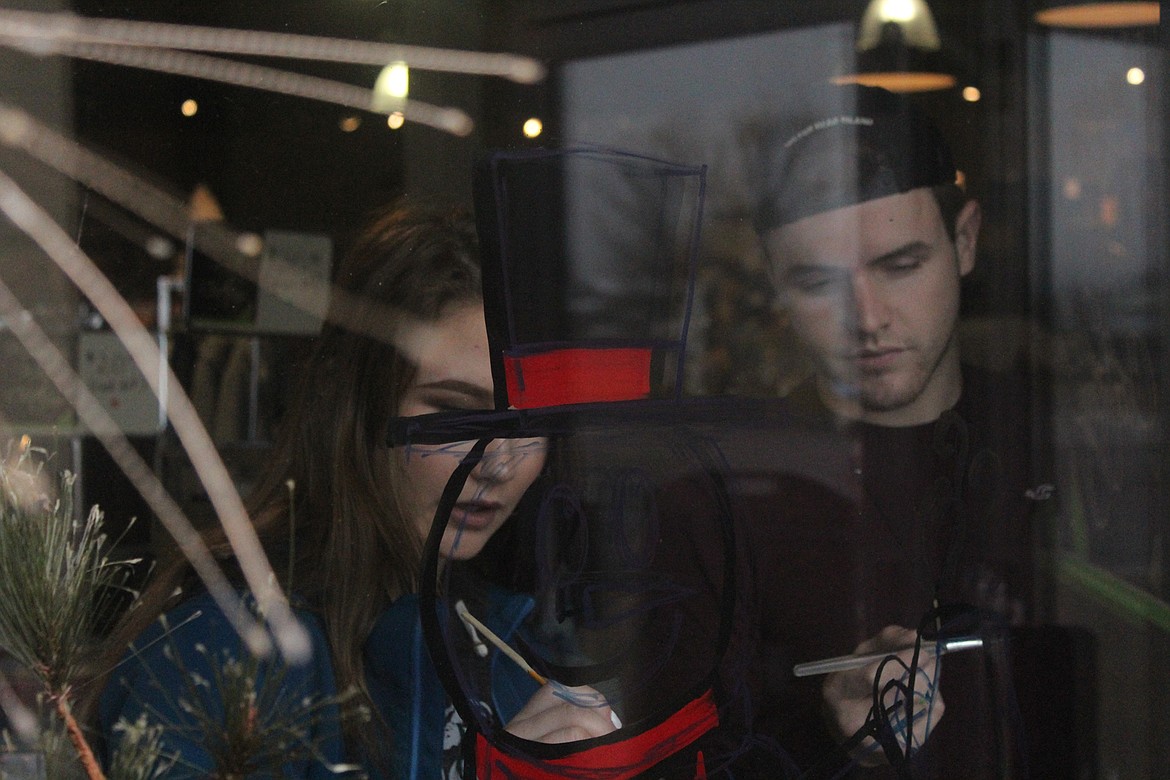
[764,188,979,426]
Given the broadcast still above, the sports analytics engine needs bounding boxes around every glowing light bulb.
[387,111,405,130]
[879,0,918,23]
[373,61,409,111]
[522,118,543,138]
[856,0,942,53]
[339,116,361,132]
[962,86,981,102]
[181,99,198,117]
[1126,68,1145,85]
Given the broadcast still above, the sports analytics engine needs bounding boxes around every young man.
[745,86,1045,777]
[763,187,978,427]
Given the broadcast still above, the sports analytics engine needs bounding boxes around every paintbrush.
[454,600,624,729]
[455,599,548,685]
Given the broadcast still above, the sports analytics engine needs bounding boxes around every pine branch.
[54,693,105,780]
[0,441,138,779]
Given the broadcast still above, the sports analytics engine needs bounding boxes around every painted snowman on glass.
[390,148,785,779]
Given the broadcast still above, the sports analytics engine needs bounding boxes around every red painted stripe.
[476,689,718,779]
[504,348,653,408]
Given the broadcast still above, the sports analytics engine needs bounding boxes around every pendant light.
[833,0,956,93]
[1034,1,1160,28]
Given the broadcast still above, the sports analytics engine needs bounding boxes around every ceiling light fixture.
[1034,1,1160,28]
[833,0,956,93]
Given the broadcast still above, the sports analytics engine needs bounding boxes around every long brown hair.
[89,201,483,763]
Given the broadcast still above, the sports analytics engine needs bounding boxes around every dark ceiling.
[54,0,1040,311]
[67,0,420,242]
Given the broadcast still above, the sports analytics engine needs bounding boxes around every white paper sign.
[78,330,161,435]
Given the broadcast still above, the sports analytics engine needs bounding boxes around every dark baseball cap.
[754,85,957,231]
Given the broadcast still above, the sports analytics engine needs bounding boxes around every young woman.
[93,204,617,778]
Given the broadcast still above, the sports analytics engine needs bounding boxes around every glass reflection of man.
[751,86,1042,777]
[766,175,977,426]
[758,87,979,428]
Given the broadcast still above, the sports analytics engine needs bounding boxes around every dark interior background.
[0,0,1164,775]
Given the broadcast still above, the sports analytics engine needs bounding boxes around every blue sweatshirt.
[99,589,539,779]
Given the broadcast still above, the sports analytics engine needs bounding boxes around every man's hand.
[822,625,945,767]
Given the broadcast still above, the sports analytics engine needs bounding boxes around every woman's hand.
[822,625,946,767]
[504,683,620,744]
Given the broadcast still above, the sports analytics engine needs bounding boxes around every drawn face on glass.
[396,301,547,560]
[765,188,979,426]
